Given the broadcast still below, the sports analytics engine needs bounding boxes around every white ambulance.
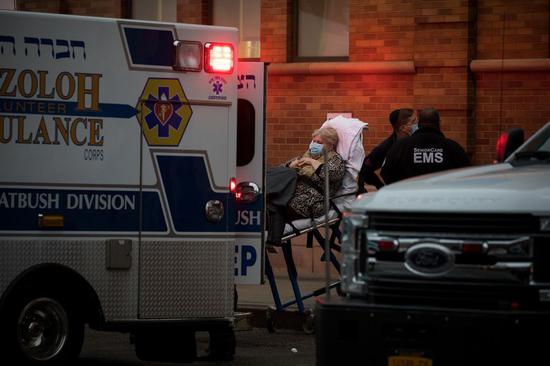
[0,10,265,364]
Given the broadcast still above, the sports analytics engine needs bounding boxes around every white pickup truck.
[316,122,550,366]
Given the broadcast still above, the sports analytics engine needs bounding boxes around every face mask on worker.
[410,123,419,135]
[309,141,324,155]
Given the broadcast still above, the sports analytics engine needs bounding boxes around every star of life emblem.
[136,79,193,146]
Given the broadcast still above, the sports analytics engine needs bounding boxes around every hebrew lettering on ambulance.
[237,74,256,89]
[0,35,86,59]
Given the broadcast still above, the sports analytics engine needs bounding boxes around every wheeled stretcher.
[265,116,367,333]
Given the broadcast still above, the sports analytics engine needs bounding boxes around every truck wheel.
[3,290,84,365]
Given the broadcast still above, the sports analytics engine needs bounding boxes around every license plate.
[388,355,433,366]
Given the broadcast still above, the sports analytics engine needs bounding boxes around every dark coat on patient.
[288,151,345,219]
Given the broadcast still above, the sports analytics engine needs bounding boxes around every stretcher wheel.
[302,309,315,335]
[266,307,278,333]
[336,283,344,297]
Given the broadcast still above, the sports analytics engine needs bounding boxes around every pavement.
[236,273,337,331]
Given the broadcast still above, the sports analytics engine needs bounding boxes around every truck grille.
[369,213,539,234]
[367,278,540,309]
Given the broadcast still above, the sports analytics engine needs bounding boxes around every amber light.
[204,42,234,73]
[38,214,64,229]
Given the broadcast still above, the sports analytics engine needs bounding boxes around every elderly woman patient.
[266,127,345,245]
[286,127,345,219]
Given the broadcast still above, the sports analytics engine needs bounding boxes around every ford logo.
[405,243,454,277]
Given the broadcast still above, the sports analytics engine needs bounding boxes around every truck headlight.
[340,211,368,295]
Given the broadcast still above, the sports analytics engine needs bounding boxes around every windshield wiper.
[513,150,550,161]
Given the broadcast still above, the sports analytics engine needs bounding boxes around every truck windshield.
[510,123,550,162]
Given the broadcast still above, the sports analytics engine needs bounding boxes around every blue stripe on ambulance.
[0,98,136,118]
[0,188,165,232]
[0,157,264,233]
[234,197,262,232]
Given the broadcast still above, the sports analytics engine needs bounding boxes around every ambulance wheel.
[207,328,235,361]
[2,289,84,365]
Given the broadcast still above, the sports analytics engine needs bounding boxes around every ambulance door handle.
[236,182,259,204]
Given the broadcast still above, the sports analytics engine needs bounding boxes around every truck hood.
[355,163,550,215]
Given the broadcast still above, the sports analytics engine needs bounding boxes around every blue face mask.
[309,141,323,155]
[410,123,419,135]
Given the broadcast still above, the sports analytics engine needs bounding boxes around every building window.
[212,0,260,60]
[132,0,177,22]
[293,0,349,61]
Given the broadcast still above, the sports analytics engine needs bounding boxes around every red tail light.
[230,177,237,193]
[204,42,234,73]
[377,239,398,252]
[462,243,485,254]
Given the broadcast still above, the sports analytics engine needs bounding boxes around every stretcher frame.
[264,195,351,333]
[264,118,366,333]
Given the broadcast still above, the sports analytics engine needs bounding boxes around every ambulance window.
[237,99,255,166]
[124,28,174,66]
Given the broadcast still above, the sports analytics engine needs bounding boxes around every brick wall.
[413,1,470,150]
[474,0,550,163]
[349,0,415,62]
[261,0,290,63]
[475,71,550,162]
[266,73,416,166]
[18,0,126,18]
[264,0,550,169]
[266,0,473,166]
[477,0,549,59]
[17,0,61,13]
[177,0,209,24]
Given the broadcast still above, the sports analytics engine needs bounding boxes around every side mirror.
[495,128,524,162]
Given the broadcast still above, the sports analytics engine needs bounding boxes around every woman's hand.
[300,157,321,170]
[289,158,301,169]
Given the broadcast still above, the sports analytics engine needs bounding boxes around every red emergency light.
[230,177,237,193]
[495,132,509,163]
[204,42,234,74]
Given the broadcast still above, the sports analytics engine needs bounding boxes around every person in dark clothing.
[357,108,417,192]
[380,107,470,184]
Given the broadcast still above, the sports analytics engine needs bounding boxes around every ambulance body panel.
[0,10,263,363]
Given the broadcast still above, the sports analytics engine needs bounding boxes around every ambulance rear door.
[234,62,265,285]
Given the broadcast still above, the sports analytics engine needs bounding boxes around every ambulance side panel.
[0,11,237,322]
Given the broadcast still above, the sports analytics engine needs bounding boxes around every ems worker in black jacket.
[381,107,470,184]
[357,108,417,192]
